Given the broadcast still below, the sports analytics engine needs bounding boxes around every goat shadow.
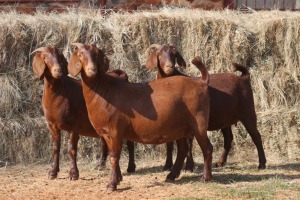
[93,78,158,120]
[125,162,300,185]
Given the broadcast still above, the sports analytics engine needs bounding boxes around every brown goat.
[146,44,266,171]
[31,46,136,180]
[67,43,212,191]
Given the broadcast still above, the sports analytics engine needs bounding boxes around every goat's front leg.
[69,132,79,180]
[48,124,61,180]
[104,135,123,191]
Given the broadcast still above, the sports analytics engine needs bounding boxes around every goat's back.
[208,73,254,130]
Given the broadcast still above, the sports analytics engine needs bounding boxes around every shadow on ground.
[124,162,300,185]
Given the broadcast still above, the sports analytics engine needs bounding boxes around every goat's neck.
[157,68,185,79]
[43,74,65,98]
[81,71,109,97]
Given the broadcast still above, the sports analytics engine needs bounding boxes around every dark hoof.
[94,161,106,170]
[106,183,117,192]
[258,164,266,170]
[48,170,58,180]
[48,175,57,180]
[215,161,225,168]
[165,178,175,183]
[69,176,79,181]
[184,165,195,173]
[200,176,212,182]
[163,165,172,171]
[184,169,194,173]
[127,163,136,173]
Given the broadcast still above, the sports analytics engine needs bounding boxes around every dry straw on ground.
[0,8,299,165]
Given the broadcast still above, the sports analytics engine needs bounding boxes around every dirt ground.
[1,158,300,200]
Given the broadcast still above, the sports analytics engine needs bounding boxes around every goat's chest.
[42,98,73,126]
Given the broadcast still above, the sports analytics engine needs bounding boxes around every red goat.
[67,43,212,191]
[31,46,136,180]
[146,44,266,171]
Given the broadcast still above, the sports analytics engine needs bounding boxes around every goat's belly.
[125,124,192,144]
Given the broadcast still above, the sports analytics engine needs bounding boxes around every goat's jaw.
[51,67,63,79]
[163,66,175,75]
[52,73,63,79]
[85,69,97,77]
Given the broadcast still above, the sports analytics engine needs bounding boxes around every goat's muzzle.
[163,65,175,75]
[52,67,63,79]
[85,66,97,77]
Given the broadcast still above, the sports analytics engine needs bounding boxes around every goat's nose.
[88,67,96,72]
[54,68,62,73]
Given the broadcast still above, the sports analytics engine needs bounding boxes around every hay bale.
[0,8,299,164]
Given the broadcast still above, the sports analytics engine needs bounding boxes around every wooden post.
[100,0,106,15]
[223,0,235,9]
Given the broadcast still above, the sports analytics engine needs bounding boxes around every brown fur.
[31,46,136,180]
[146,44,266,171]
[68,43,212,191]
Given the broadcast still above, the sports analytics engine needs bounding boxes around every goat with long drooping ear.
[146,44,186,79]
[31,46,136,181]
[145,43,266,171]
[32,47,68,80]
[68,43,211,191]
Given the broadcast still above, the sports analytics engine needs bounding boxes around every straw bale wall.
[0,8,299,165]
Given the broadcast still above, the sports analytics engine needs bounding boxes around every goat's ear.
[32,53,46,80]
[172,48,186,69]
[97,49,110,72]
[145,50,158,69]
[68,52,82,77]
[59,51,68,76]
[102,54,110,72]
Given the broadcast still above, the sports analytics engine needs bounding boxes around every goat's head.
[68,43,109,78]
[31,46,68,80]
[146,44,186,76]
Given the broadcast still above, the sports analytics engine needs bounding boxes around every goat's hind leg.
[216,127,233,167]
[241,115,266,169]
[68,132,80,180]
[194,118,213,182]
[166,138,188,182]
[94,137,108,170]
[48,125,61,180]
[126,140,136,173]
[184,137,195,172]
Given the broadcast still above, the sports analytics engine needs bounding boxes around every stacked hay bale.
[0,9,299,164]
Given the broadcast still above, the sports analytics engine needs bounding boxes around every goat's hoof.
[163,164,172,171]
[69,176,79,181]
[258,164,266,170]
[127,164,136,173]
[118,176,123,183]
[215,161,225,168]
[184,165,194,173]
[106,183,117,192]
[165,178,175,183]
[200,176,212,183]
[48,175,57,180]
[48,171,58,180]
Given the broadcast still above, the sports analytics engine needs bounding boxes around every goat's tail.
[232,63,249,77]
[192,56,209,84]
